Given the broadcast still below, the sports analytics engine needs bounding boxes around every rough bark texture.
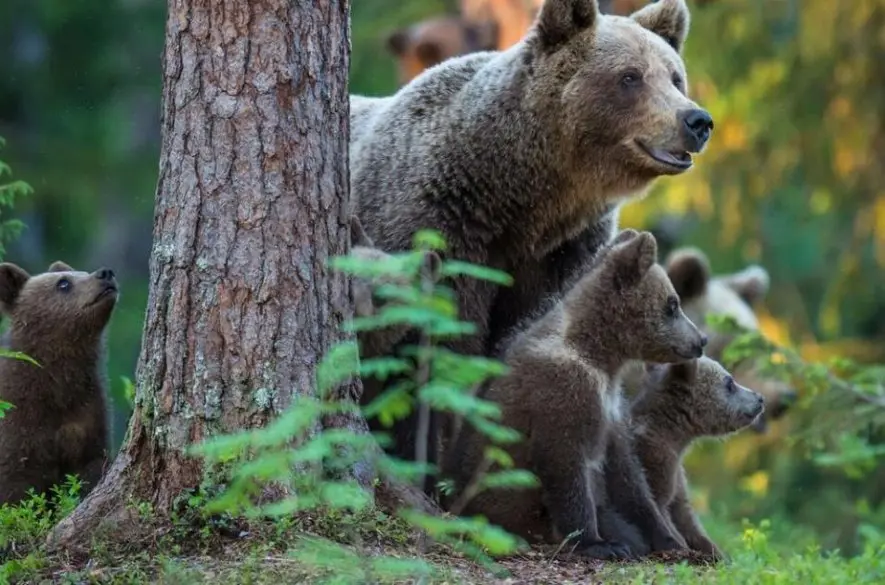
[47,0,365,551]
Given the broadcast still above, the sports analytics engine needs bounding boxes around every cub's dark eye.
[672,73,684,90]
[57,278,72,293]
[725,376,736,394]
[665,295,679,317]
[620,70,642,88]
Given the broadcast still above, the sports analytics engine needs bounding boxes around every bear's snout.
[96,268,116,282]
[680,108,714,152]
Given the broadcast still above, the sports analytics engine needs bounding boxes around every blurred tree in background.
[1,0,884,558]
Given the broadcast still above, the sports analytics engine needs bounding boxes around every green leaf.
[441,260,513,286]
[362,382,415,427]
[479,470,539,490]
[412,229,447,251]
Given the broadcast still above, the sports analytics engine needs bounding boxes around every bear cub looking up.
[630,356,765,559]
[0,261,118,505]
[447,229,707,560]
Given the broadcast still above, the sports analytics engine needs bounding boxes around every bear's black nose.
[682,108,714,151]
[699,333,709,348]
[97,268,115,282]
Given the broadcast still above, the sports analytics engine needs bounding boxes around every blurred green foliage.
[0,0,884,564]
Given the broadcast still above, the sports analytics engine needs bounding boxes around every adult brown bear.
[349,0,713,476]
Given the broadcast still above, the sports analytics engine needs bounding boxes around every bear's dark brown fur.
[351,0,712,474]
[626,357,765,558]
[447,230,707,559]
[0,260,117,505]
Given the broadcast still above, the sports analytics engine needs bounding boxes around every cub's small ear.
[665,247,710,300]
[350,215,374,248]
[669,359,699,384]
[0,263,31,312]
[48,261,74,273]
[386,28,411,57]
[720,265,770,305]
[535,0,599,51]
[630,0,690,53]
[610,231,658,288]
[610,228,640,247]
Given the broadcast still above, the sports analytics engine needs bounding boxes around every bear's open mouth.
[91,285,118,305]
[635,141,693,171]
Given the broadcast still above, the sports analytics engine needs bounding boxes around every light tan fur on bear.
[0,261,117,505]
[351,0,713,471]
[626,357,765,558]
[447,230,708,559]
[386,16,500,86]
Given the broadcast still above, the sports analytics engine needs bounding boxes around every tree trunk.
[47,0,365,551]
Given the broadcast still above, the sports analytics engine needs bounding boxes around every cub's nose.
[96,268,116,282]
[699,333,709,348]
[682,108,714,151]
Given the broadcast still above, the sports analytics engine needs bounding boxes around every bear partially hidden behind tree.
[447,230,707,559]
[350,0,714,474]
[0,260,117,505]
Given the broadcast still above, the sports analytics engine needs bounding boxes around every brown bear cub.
[630,356,765,559]
[664,247,795,432]
[0,261,117,505]
[447,230,707,559]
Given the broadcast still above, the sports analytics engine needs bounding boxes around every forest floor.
[22,532,715,585]
[2,495,880,584]
[1,503,718,584]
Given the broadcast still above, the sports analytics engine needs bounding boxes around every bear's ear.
[48,261,74,273]
[466,19,500,52]
[386,28,411,57]
[721,265,770,305]
[669,358,699,384]
[665,247,710,300]
[630,0,690,53]
[350,215,375,248]
[610,230,657,288]
[536,0,599,51]
[415,39,445,67]
[0,263,30,313]
[610,228,639,247]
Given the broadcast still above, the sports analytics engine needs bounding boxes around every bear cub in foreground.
[448,230,707,559]
[630,356,765,559]
[0,261,118,505]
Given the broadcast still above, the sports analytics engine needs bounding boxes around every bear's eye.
[672,73,684,90]
[57,278,72,293]
[725,376,736,394]
[665,295,679,317]
[620,70,642,88]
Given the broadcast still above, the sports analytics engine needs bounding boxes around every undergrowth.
[1,229,885,583]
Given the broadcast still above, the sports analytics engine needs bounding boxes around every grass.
[2,482,884,585]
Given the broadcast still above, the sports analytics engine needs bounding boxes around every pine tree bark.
[47,0,370,550]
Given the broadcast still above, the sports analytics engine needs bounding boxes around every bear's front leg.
[532,430,633,560]
[604,425,687,553]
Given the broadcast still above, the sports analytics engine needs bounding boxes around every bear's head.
[0,261,119,351]
[565,229,707,365]
[665,247,797,432]
[646,356,766,438]
[387,16,499,85]
[528,0,712,188]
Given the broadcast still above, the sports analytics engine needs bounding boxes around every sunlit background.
[1,0,883,558]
